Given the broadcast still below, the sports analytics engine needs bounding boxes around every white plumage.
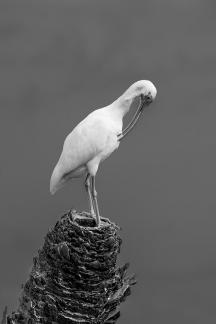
[50,80,157,226]
[50,108,121,194]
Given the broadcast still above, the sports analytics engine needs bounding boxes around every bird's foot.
[90,210,96,220]
[96,216,101,227]
[94,212,101,227]
[90,211,100,227]
[90,207,95,217]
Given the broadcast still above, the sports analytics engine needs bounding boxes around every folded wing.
[50,112,109,194]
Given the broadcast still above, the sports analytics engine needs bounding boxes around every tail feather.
[50,165,65,195]
[50,163,86,194]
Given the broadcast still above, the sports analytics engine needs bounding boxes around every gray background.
[1,0,216,323]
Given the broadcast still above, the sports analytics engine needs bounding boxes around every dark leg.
[84,173,95,217]
[91,176,101,226]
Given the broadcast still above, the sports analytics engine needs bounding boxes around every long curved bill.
[118,94,152,141]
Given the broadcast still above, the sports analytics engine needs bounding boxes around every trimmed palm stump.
[7,210,136,323]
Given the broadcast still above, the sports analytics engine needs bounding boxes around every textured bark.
[7,210,136,323]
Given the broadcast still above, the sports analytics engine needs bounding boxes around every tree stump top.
[7,210,136,324]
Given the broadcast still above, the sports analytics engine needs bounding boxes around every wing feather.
[50,111,108,193]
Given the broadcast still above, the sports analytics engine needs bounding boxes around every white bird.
[50,80,157,226]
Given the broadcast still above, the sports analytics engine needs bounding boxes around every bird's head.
[117,80,157,140]
[133,80,157,107]
[117,80,157,112]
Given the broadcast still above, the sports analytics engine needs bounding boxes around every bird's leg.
[84,173,95,217]
[91,176,101,227]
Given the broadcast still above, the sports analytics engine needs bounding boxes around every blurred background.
[1,0,216,323]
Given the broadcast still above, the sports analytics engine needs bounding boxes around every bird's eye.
[146,94,152,103]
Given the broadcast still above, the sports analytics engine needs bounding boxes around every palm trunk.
[6,210,136,323]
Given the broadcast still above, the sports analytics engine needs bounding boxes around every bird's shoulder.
[79,108,106,128]
[74,108,119,135]
[85,107,122,133]
[62,109,109,151]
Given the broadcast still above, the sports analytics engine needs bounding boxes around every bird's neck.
[112,88,140,118]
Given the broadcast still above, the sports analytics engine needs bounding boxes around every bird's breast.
[98,132,120,163]
[93,112,122,162]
